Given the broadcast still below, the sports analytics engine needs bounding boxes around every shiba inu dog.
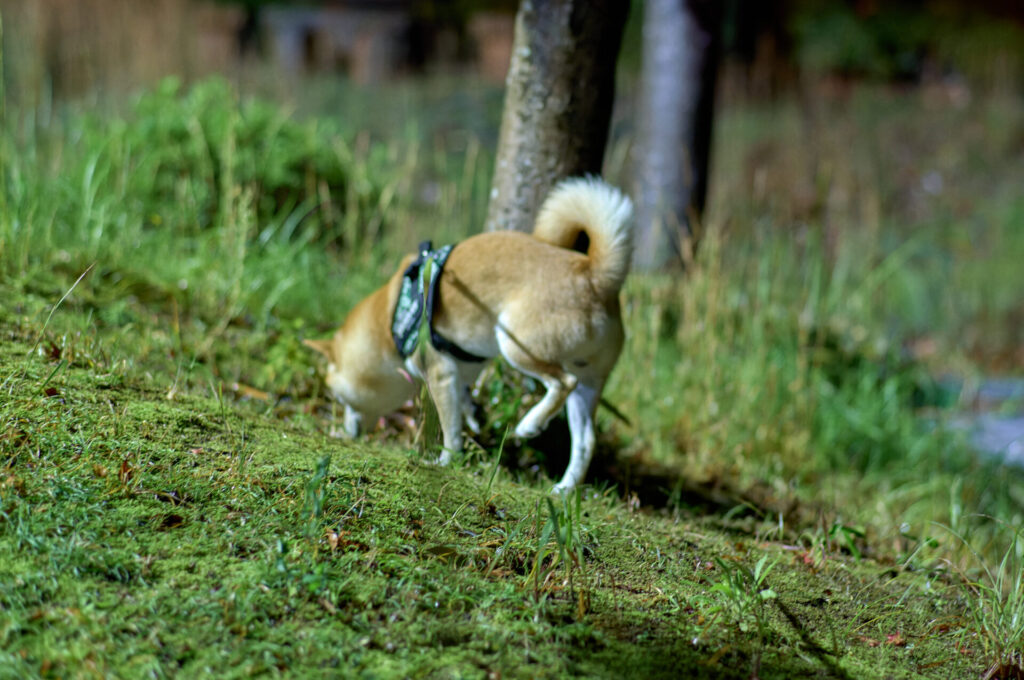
[305,176,633,493]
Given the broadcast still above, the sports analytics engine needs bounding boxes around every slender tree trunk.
[633,0,721,270]
[485,0,629,233]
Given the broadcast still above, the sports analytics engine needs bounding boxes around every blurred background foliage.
[3,0,1024,105]
[788,1,1024,85]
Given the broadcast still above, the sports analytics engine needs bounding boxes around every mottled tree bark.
[633,0,721,270]
[485,0,629,233]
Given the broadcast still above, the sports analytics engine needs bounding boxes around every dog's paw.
[513,419,542,440]
[433,449,453,467]
[328,425,354,439]
[551,482,575,496]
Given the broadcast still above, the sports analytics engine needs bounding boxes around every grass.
[949,522,1024,679]
[0,311,990,678]
[0,73,1022,676]
[699,555,779,678]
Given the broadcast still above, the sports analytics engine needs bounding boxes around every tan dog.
[305,177,633,493]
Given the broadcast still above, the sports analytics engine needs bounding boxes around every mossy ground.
[0,284,984,679]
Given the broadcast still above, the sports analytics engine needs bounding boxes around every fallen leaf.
[983,662,1024,680]
[424,544,460,564]
[857,635,881,647]
[702,643,732,666]
[886,632,907,647]
[230,382,271,402]
[325,529,366,552]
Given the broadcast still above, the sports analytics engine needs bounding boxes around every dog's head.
[305,334,348,403]
[304,336,341,386]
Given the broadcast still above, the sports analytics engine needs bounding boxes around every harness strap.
[430,327,487,363]
[392,240,487,363]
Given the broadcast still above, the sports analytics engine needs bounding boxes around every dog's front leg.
[553,381,600,495]
[423,351,465,465]
[343,404,364,437]
[327,404,364,439]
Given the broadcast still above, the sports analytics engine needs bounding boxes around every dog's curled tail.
[532,176,634,296]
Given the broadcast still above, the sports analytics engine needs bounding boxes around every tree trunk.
[484,0,629,233]
[633,0,721,270]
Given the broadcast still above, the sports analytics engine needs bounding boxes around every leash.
[599,396,632,427]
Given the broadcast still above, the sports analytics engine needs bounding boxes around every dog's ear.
[303,338,334,362]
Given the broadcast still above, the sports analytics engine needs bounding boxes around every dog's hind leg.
[553,379,601,495]
[497,332,577,440]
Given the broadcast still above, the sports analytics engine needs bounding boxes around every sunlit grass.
[948,521,1024,679]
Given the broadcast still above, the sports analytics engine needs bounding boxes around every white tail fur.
[531,176,634,296]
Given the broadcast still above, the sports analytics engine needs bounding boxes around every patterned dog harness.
[391,241,486,363]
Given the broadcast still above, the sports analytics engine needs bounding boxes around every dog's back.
[431,179,634,362]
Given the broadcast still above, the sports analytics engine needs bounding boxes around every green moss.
[0,306,985,679]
